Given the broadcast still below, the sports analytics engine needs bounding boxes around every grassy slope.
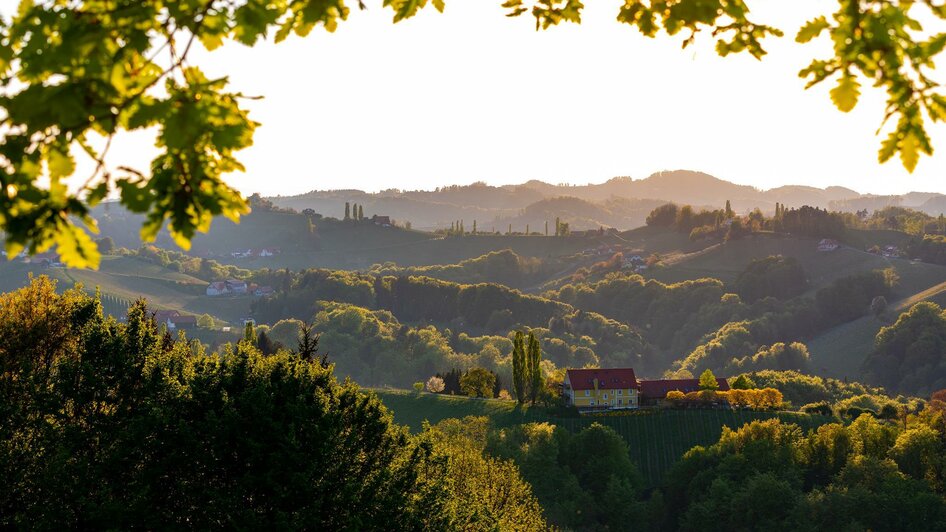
[376,389,831,486]
[0,257,253,326]
[644,231,946,383]
[808,277,946,380]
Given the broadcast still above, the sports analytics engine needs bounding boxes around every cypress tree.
[512,331,525,404]
[725,200,733,218]
[545,220,549,236]
[473,220,477,234]
[526,224,530,235]
[358,204,364,220]
[527,332,542,405]
[555,217,561,236]
[344,202,350,220]
[243,321,255,345]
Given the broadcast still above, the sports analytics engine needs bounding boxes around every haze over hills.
[268,170,946,231]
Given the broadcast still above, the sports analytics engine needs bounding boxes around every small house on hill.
[638,378,730,406]
[564,368,639,410]
[371,215,392,227]
[154,310,181,330]
[817,238,839,252]
[206,281,229,296]
[254,285,274,297]
[169,315,197,330]
[226,279,248,294]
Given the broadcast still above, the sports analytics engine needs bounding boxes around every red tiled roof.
[566,368,637,391]
[154,310,181,322]
[639,378,730,399]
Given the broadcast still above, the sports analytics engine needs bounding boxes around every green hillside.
[375,390,832,485]
[808,278,946,380]
[0,257,252,326]
[649,232,946,295]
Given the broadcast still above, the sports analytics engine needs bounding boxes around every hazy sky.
[55,1,946,195]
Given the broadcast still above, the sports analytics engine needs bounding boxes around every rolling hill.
[269,170,946,231]
[0,256,253,327]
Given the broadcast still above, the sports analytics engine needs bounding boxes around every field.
[375,390,832,486]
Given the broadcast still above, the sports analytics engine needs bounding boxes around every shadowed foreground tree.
[0,276,544,529]
[2,1,945,267]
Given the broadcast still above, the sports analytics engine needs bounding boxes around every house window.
[603,394,608,400]
[589,400,595,406]
[585,390,590,397]
[618,399,623,405]
[618,390,622,395]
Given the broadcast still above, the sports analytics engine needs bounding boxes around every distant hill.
[270,170,946,231]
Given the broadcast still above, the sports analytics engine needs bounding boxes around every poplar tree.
[512,331,526,404]
[527,332,542,405]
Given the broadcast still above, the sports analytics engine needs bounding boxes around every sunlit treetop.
[1,0,945,268]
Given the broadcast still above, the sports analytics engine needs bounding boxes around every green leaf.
[796,16,829,43]
[925,33,946,57]
[55,222,101,269]
[900,132,920,172]
[86,181,110,207]
[830,74,860,113]
[878,131,898,163]
[47,146,75,181]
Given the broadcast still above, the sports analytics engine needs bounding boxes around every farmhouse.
[563,368,731,411]
[153,310,180,329]
[638,377,730,407]
[169,315,197,330]
[206,281,229,296]
[226,279,248,294]
[564,368,639,410]
[371,215,392,227]
[255,285,274,297]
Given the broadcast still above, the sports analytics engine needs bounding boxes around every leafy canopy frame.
[2,0,945,267]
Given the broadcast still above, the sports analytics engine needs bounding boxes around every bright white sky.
[28,1,946,195]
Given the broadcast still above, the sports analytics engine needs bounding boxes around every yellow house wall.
[569,387,639,408]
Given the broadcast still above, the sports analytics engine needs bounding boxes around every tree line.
[0,276,547,530]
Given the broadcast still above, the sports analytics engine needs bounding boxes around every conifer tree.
[526,224,530,235]
[358,204,364,220]
[725,200,733,218]
[545,220,549,236]
[243,321,255,345]
[512,331,526,404]
[344,202,351,220]
[527,332,542,405]
[473,220,477,234]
